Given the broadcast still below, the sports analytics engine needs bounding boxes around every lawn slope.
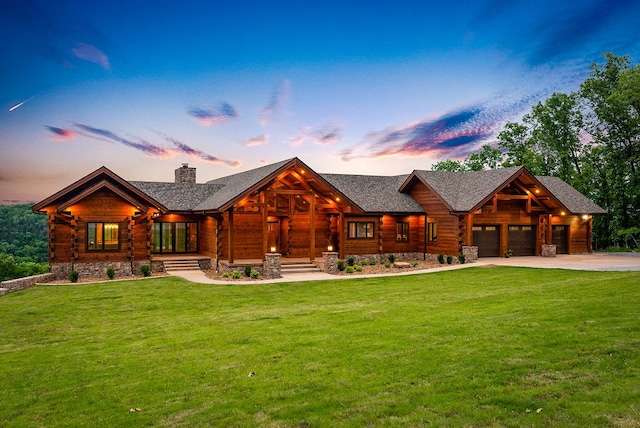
[1,267,639,427]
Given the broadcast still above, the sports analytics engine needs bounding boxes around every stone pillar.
[541,244,557,257]
[462,245,478,262]
[263,253,282,279]
[322,252,339,274]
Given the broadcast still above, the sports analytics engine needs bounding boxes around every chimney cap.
[181,162,189,168]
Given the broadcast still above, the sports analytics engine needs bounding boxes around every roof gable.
[535,176,607,215]
[33,166,166,214]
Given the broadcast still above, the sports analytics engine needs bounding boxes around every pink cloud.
[246,134,268,147]
[45,126,75,141]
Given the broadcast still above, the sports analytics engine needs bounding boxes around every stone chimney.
[175,163,196,183]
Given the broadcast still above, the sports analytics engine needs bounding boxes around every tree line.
[433,53,640,250]
[0,204,49,281]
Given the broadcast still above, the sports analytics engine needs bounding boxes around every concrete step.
[280,263,322,274]
[163,260,202,272]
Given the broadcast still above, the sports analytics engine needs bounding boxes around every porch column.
[228,208,234,263]
[465,214,474,246]
[310,191,316,261]
[546,214,553,245]
[339,211,345,260]
[261,192,268,260]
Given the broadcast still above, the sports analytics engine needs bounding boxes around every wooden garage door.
[552,225,569,254]
[473,225,500,257]
[508,225,536,256]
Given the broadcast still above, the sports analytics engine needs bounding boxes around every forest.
[433,53,640,251]
[0,204,49,281]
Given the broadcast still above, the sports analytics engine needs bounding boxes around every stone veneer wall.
[541,244,557,257]
[344,252,423,265]
[1,273,56,295]
[263,253,282,279]
[50,260,153,280]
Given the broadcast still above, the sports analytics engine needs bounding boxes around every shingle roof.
[412,167,523,212]
[320,173,424,213]
[198,158,294,210]
[535,176,607,215]
[130,181,223,211]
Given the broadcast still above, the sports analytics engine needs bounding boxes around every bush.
[232,270,242,279]
[346,266,354,274]
[458,253,466,264]
[337,260,346,271]
[347,257,355,266]
[369,260,377,265]
[68,270,79,283]
[354,264,363,272]
[106,266,115,280]
[388,254,395,263]
[244,265,252,277]
[140,265,151,277]
[412,261,419,267]
[384,262,391,268]
[222,272,230,279]
[437,254,445,264]
[446,255,453,265]
[250,269,260,279]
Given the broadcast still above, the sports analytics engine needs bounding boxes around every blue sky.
[1,0,639,203]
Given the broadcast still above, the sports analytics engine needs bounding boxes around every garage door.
[508,225,536,256]
[473,225,500,257]
[552,225,568,254]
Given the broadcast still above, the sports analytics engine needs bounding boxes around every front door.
[267,220,280,253]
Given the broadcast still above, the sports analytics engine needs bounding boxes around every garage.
[552,225,569,254]
[508,225,536,256]
[473,225,500,257]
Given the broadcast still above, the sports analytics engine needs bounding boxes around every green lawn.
[1,267,639,427]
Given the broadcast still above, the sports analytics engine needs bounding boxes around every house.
[32,157,606,278]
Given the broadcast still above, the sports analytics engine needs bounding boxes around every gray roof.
[412,167,522,212]
[198,158,293,210]
[130,181,223,211]
[536,176,607,215]
[321,173,424,213]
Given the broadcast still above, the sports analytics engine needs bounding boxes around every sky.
[1,0,640,204]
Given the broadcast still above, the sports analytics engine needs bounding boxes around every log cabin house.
[32,157,606,278]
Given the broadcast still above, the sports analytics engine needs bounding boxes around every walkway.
[167,253,640,285]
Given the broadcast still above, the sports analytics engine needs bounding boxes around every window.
[151,222,198,253]
[428,222,438,242]
[348,222,374,239]
[88,222,119,250]
[396,222,409,242]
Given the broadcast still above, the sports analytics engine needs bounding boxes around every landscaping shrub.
[244,265,252,277]
[437,254,445,264]
[250,269,260,279]
[68,270,79,283]
[337,260,346,271]
[106,266,115,280]
[446,255,453,265]
[347,257,355,266]
[384,261,391,268]
[140,265,151,277]
[232,270,242,279]
[388,254,395,263]
[354,264,363,272]
[412,261,419,267]
[458,253,466,264]
[369,260,377,265]
[346,266,354,274]
[222,272,230,279]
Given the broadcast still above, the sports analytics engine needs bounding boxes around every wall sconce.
[270,246,277,253]
[327,245,333,252]
[152,212,160,218]
[582,214,590,220]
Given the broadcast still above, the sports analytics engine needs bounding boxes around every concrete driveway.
[476,253,640,271]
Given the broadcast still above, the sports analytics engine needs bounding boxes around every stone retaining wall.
[1,273,56,296]
[50,260,153,280]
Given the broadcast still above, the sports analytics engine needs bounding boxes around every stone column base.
[322,252,339,274]
[462,246,478,262]
[263,253,282,278]
[541,244,557,257]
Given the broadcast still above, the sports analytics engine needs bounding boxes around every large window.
[151,222,198,253]
[88,222,119,250]
[428,222,438,242]
[396,222,409,242]
[348,222,374,239]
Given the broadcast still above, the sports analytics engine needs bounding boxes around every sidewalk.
[168,253,640,285]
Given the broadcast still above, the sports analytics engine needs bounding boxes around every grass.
[1,267,639,427]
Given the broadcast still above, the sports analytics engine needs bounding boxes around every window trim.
[87,222,120,251]
[347,221,374,239]
[396,221,409,242]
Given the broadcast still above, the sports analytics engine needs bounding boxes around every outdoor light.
[582,214,589,220]
[328,245,333,251]
[270,246,276,253]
